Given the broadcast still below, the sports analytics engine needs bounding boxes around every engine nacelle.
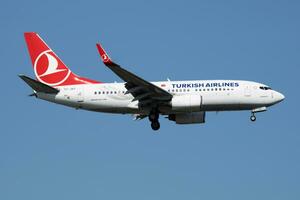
[168,112,206,124]
[171,94,202,112]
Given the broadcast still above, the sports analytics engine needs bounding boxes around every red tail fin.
[24,32,100,86]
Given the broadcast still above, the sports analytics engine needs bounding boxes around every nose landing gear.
[250,107,267,122]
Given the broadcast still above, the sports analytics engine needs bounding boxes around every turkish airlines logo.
[102,54,110,62]
[34,50,71,86]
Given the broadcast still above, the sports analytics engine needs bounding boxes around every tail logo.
[34,50,71,86]
[102,54,109,62]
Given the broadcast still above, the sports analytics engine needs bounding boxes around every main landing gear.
[149,111,160,131]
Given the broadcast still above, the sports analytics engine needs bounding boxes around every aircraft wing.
[96,44,172,107]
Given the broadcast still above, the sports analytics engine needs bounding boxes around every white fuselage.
[36,80,284,115]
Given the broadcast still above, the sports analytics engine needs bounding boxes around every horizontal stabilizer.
[19,74,59,94]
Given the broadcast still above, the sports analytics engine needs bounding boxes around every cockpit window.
[259,86,272,90]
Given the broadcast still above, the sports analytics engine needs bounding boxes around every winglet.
[96,43,118,67]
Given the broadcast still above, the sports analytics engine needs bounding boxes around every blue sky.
[1,0,299,199]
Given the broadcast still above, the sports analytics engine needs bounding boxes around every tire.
[250,115,256,122]
[151,121,160,131]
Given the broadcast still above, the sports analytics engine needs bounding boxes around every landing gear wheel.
[250,115,256,122]
[151,121,160,131]
[149,109,160,131]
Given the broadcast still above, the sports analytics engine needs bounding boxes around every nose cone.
[274,91,285,103]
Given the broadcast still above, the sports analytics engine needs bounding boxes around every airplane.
[19,32,285,131]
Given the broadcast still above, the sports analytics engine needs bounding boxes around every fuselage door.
[77,89,84,103]
[244,85,251,97]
